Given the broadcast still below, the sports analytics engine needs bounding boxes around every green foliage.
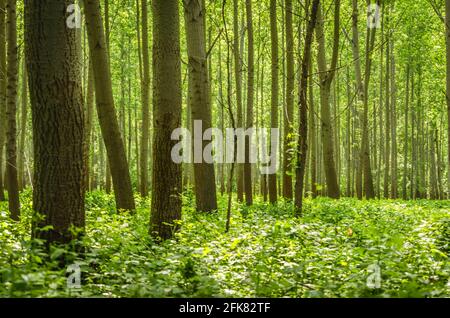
[0,192,449,298]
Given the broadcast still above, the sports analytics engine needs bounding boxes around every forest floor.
[0,189,449,298]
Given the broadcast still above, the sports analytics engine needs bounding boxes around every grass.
[0,189,449,298]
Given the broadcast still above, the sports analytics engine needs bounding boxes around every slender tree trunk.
[5,0,19,219]
[282,0,294,199]
[0,0,6,201]
[218,40,225,195]
[25,0,85,245]
[150,0,182,240]
[183,0,218,212]
[351,0,363,199]
[18,59,28,190]
[384,17,391,199]
[430,128,439,199]
[345,67,352,197]
[446,0,450,198]
[315,1,340,199]
[295,0,320,213]
[361,5,377,199]
[352,0,376,199]
[244,0,254,205]
[84,0,135,211]
[310,62,317,198]
[390,38,398,198]
[269,0,279,203]
[232,0,244,202]
[140,0,150,197]
[84,63,94,191]
[403,63,410,200]
[104,0,111,194]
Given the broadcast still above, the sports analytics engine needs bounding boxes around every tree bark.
[403,63,410,200]
[269,0,279,203]
[295,0,320,214]
[84,62,94,191]
[5,0,19,219]
[315,0,340,199]
[84,0,135,211]
[18,59,28,190]
[25,0,85,245]
[445,0,450,198]
[384,12,390,198]
[183,0,218,213]
[282,0,294,200]
[390,35,398,199]
[150,0,182,240]
[233,0,244,202]
[140,0,150,197]
[0,0,6,202]
[244,0,254,205]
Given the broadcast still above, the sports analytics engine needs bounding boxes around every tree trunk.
[445,0,450,198]
[25,0,85,245]
[403,63,410,200]
[295,0,320,214]
[150,0,182,240]
[233,0,244,203]
[430,128,439,199]
[84,63,94,191]
[0,0,6,202]
[5,0,19,220]
[269,0,279,203]
[384,16,390,199]
[244,0,254,205]
[140,0,150,197]
[84,0,135,211]
[282,0,294,200]
[183,0,218,213]
[18,59,28,190]
[315,1,340,199]
[361,5,377,199]
[310,62,317,198]
[390,38,398,199]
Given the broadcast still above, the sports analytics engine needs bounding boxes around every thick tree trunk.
[84,0,135,211]
[5,0,20,219]
[183,0,218,213]
[25,0,85,245]
[150,0,182,240]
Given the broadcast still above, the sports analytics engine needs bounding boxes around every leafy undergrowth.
[0,189,449,298]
